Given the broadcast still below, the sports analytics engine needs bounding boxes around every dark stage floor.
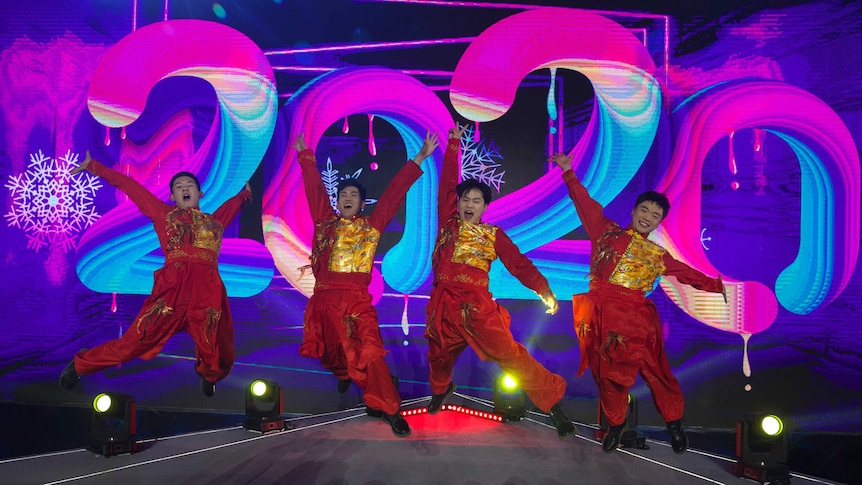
[0,393,850,485]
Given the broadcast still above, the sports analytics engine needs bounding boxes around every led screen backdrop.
[0,0,860,433]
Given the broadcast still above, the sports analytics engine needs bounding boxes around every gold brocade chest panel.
[451,221,497,272]
[165,208,223,254]
[608,229,666,292]
[330,217,380,273]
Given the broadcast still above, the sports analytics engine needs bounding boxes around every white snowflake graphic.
[321,156,377,211]
[5,149,102,252]
[460,125,506,192]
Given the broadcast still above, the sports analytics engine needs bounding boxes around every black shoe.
[427,382,456,415]
[59,359,80,390]
[666,420,688,454]
[602,420,629,453]
[382,412,411,437]
[199,375,215,397]
[366,407,383,418]
[548,402,576,439]
[337,378,352,394]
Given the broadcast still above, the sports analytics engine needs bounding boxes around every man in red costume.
[59,151,252,397]
[425,125,576,439]
[551,152,726,453]
[296,132,438,438]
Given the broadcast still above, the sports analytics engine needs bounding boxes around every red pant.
[75,262,235,383]
[426,283,566,413]
[300,287,402,415]
[574,287,684,426]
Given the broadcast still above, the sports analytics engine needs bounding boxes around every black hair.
[456,178,492,205]
[170,171,201,191]
[337,178,367,202]
[635,190,670,219]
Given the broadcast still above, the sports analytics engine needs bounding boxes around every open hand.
[413,131,440,165]
[541,292,559,315]
[549,152,572,172]
[448,124,468,141]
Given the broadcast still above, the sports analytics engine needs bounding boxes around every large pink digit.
[449,7,662,298]
[656,79,859,336]
[78,20,277,297]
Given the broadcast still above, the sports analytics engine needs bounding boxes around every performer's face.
[458,188,487,224]
[337,186,365,218]
[631,200,664,234]
[170,176,203,209]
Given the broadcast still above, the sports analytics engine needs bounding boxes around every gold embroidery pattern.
[432,222,455,265]
[608,229,666,292]
[576,317,590,340]
[135,299,173,341]
[460,302,479,338]
[593,224,625,276]
[311,219,336,269]
[600,331,626,363]
[165,208,223,254]
[435,273,489,288]
[343,313,360,345]
[204,307,222,346]
[165,250,217,264]
[452,221,497,271]
[329,218,380,273]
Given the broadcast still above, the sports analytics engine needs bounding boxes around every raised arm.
[212,183,253,227]
[438,124,467,222]
[551,153,612,241]
[368,132,437,230]
[295,134,335,223]
[73,150,165,220]
[495,229,558,314]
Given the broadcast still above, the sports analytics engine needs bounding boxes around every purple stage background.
[1,0,860,437]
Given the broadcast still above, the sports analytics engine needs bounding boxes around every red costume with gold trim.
[74,160,251,384]
[298,148,422,415]
[563,169,723,426]
[425,138,567,413]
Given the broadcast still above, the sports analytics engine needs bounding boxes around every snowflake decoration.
[321,156,377,211]
[5,149,102,252]
[460,125,506,192]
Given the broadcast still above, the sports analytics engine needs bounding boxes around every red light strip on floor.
[401,405,504,422]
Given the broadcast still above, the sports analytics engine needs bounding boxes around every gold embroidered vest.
[329,217,379,273]
[166,208,223,255]
[451,221,497,272]
[608,229,666,292]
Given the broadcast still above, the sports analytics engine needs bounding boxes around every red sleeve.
[298,149,336,223]
[563,170,613,242]
[87,159,166,221]
[369,161,423,231]
[438,138,460,222]
[212,189,252,227]
[495,228,552,296]
[662,252,723,293]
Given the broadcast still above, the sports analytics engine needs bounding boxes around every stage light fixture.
[244,379,287,433]
[88,392,142,457]
[493,373,526,421]
[733,414,790,484]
